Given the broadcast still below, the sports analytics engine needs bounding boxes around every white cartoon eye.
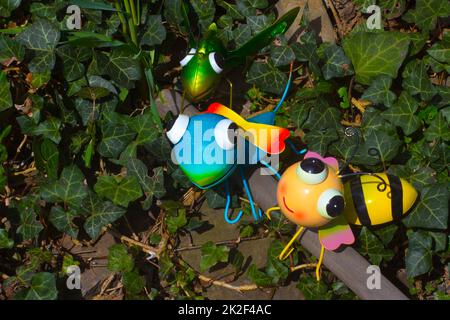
[317,189,345,219]
[180,48,196,67]
[166,114,190,145]
[214,119,237,150]
[296,158,328,185]
[208,52,224,74]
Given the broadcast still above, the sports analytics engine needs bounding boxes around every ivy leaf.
[270,44,295,67]
[297,274,332,300]
[140,15,167,47]
[56,45,91,82]
[104,46,141,89]
[320,43,354,80]
[303,99,341,131]
[402,0,450,31]
[49,206,78,239]
[205,189,238,209]
[233,24,252,48]
[373,224,398,246]
[191,0,215,33]
[406,231,433,278]
[383,92,421,135]
[217,0,244,20]
[246,61,287,95]
[15,196,43,240]
[290,100,313,129]
[20,273,58,300]
[303,128,338,155]
[359,129,402,166]
[427,33,450,64]
[0,0,21,17]
[403,184,448,230]
[361,75,396,107]
[40,165,88,208]
[34,139,59,180]
[123,270,145,296]
[388,165,436,192]
[94,175,143,207]
[0,71,12,112]
[32,117,61,144]
[247,15,270,34]
[129,112,160,145]
[428,231,447,252]
[200,241,229,272]
[108,244,134,273]
[0,34,25,62]
[266,258,289,284]
[126,158,165,209]
[0,229,14,249]
[81,191,126,239]
[357,227,394,265]
[402,60,437,102]
[98,122,135,159]
[424,110,450,142]
[16,19,60,73]
[247,264,273,287]
[342,30,410,85]
[166,209,187,234]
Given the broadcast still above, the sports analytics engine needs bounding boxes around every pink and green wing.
[318,215,355,251]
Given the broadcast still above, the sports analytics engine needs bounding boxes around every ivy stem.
[123,0,138,45]
[129,0,139,26]
[114,0,127,35]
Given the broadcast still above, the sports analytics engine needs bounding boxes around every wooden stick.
[198,275,259,293]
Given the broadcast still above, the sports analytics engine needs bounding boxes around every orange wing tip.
[267,127,290,154]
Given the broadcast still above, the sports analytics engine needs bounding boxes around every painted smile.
[282,196,294,213]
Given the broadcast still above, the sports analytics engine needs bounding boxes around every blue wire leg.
[238,167,263,221]
[287,139,307,155]
[259,160,281,180]
[224,181,243,224]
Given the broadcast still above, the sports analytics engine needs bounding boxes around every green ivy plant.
[0,0,448,300]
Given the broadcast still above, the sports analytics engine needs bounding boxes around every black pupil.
[165,115,178,132]
[326,196,345,217]
[300,158,325,174]
[227,123,238,144]
[213,52,225,69]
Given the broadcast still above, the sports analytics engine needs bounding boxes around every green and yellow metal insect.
[179,7,300,103]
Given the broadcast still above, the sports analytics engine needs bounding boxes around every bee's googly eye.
[296,158,328,184]
[180,48,196,67]
[209,52,224,74]
[166,114,190,145]
[214,119,237,150]
[317,189,345,219]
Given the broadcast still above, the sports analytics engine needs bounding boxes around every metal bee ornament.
[179,7,300,103]
[266,150,419,280]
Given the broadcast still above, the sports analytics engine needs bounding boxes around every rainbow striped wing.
[206,103,290,154]
[318,215,355,251]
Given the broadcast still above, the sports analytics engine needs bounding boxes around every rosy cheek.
[278,182,287,195]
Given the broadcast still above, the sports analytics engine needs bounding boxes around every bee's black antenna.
[338,127,360,174]
[338,172,388,192]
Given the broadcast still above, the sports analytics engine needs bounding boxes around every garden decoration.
[179,7,300,103]
[266,150,419,281]
[165,63,302,224]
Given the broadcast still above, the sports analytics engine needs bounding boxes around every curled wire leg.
[223,181,243,224]
[279,226,305,260]
[287,139,308,156]
[315,245,326,281]
[265,206,280,220]
[238,167,262,221]
[260,160,281,180]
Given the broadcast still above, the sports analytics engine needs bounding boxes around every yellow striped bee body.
[343,173,418,226]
